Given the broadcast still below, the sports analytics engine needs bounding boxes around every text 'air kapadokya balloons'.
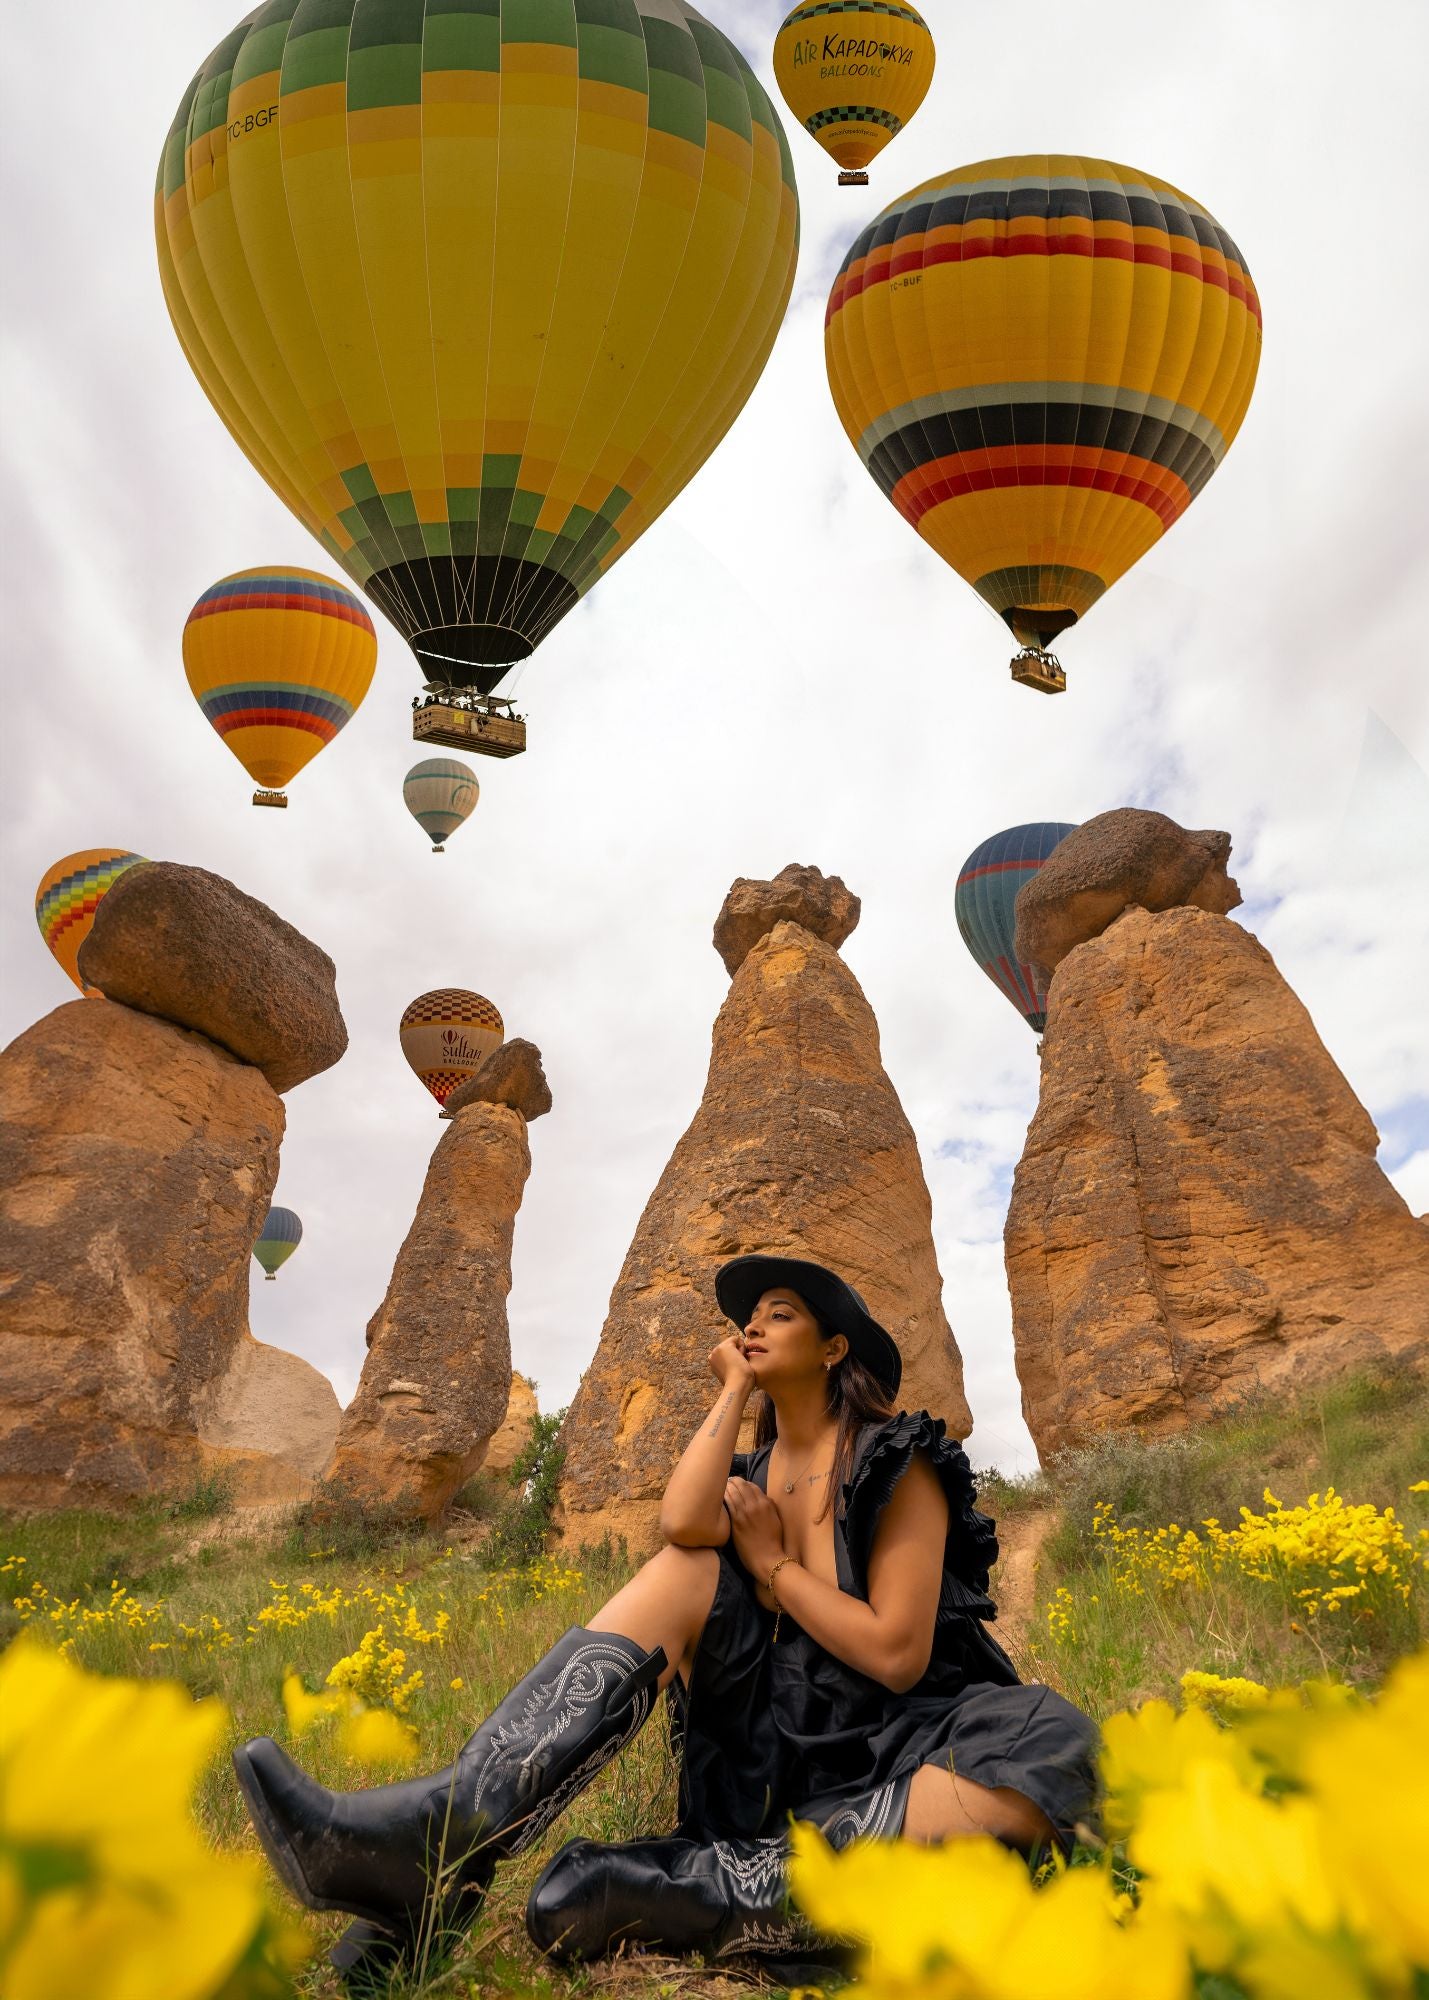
[183,569,377,807]
[35,850,148,995]
[774,0,933,187]
[404,759,479,855]
[826,157,1262,691]
[155,3,800,705]
[956,823,1076,1033]
[253,1206,303,1281]
[400,990,504,1113]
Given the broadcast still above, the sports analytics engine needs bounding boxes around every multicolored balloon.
[404,759,479,855]
[253,1206,303,1281]
[774,0,934,185]
[826,157,1262,687]
[155,4,799,702]
[183,569,377,804]
[399,990,504,1112]
[955,823,1077,1033]
[34,850,147,995]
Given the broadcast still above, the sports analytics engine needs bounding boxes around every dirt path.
[991,1508,1056,1655]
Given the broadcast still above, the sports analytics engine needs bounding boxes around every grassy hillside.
[3,1367,1425,1997]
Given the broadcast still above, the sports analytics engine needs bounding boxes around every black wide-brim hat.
[714,1255,902,1398]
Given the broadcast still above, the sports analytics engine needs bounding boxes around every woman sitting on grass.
[234,1255,1098,1984]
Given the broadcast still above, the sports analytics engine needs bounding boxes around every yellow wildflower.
[337,1708,419,1772]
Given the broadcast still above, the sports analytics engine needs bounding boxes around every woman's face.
[740,1288,844,1389]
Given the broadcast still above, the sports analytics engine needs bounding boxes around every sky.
[2,0,1426,1476]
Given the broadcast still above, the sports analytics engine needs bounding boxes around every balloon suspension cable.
[1009,648,1067,696]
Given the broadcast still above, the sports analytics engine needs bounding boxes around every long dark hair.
[751,1334,896,1523]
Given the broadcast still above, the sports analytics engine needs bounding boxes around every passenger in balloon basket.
[233,1256,1098,1988]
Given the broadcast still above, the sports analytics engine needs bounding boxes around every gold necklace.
[776,1442,833,1494]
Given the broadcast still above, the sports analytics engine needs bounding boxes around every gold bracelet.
[767,1554,796,1600]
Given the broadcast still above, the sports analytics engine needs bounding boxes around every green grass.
[4,1369,1427,1996]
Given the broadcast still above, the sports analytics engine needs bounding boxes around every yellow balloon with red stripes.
[774,0,934,183]
[825,156,1263,688]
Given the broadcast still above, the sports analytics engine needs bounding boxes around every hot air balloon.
[182,568,377,808]
[955,823,1076,1033]
[34,850,147,995]
[826,157,1262,691]
[400,990,504,1114]
[774,0,934,187]
[404,759,479,855]
[253,1206,303,1281]
[155,4,800,760]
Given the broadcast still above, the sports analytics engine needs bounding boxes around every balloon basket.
[838,170,870,186]
[413,700,527,759]
[252,788,289,808]
[431,844,445,855]
[264,1272,276,1281]
[1009,649,1066,695]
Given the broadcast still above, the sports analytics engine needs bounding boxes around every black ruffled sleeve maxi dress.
[667,1409,1098,1849]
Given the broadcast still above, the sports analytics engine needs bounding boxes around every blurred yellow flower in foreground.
[336,1706,420,1771]
[0,1638,307,2000]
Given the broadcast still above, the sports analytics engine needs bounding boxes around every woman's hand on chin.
[724,1477,786,1580]
[708,1333,757,1396]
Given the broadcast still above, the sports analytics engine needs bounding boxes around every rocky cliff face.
[557,866,970,1556]
[0,1000,285,1507]
[1006,906,1429,1456]
[483,1372,540,1477]
[322,1095,535,1520]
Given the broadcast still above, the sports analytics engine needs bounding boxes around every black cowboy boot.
[233,1627,664,1984]
[526,1774,909,1971]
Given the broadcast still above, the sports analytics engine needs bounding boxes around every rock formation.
[78,861,347,1093]
[1006,905,1429,1456]
[557,865,971,1555]
[444,1038,552,1121]
[483,1372,540,1477]
[322,1049,549,1520]
[194,1332,341,1501]
[0,1000,285,1507]
[1014,808,1241,981]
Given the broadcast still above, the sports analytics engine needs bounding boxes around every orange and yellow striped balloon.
[35,850,147,994]
[182,568,377,798]
[399,989,504,1112]
[774,1,933,181]
[155,3,799,700]
[825,156,1262,676]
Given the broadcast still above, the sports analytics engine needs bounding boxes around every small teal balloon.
[955,822,1077,1033]
[403,757,479,853]
[253,1205,303,1281]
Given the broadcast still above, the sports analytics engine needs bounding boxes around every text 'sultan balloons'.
[955,823,1076,1034]
[403,759,479,855]
[34,850,147,995]
[253,1206,303,1281]
[155,3,799,704]
[774,0,933,185]
[399,990,504,1112]
[826,157,1262,690]
[183,569,377,805]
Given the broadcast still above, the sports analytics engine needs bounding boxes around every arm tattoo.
[706,1391,736,1440]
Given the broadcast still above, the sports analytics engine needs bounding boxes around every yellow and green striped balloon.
[155,0,800,697]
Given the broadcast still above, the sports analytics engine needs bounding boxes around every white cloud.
[3,1,1426,1476]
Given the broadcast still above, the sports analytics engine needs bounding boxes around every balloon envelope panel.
[826,156,1262,655]
[182,568,377,792]
[34,850,148,994]
[155,1,800,692]
[774,0,933,176]
[253,1204,303,1277]
[399,988,505,1108]
[403,758,479,848]
[955,822,1076,1032]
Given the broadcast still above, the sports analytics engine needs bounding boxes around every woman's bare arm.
[724,1455,947,1691]
[658,1336,759,1547]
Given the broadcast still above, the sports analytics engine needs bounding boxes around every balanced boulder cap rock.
[0,998,286,1507]
[1014,808,1241,981]
[557,864,971,1556]
[77,861,347,1094]
[1006,904,1429,1456]
[443,1038,552,1122]
[322,1046,551,1520]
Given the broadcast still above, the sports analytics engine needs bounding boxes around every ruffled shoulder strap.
[838,1410,1000,1618]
